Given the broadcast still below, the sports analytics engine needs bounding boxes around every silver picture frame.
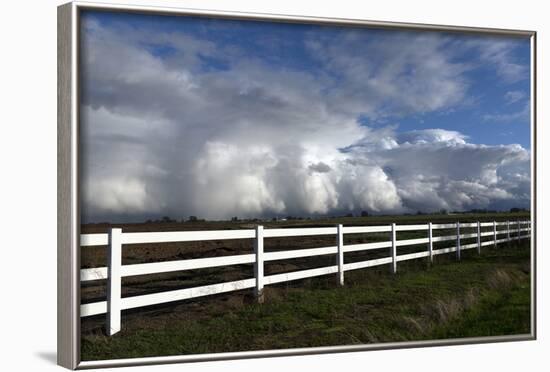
[57,1,537,369]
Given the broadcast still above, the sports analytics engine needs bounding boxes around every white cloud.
[83,177,151,214]
[504,90,526,104]
[305,31,470,118]
[79,17,531,222]
[483,102,530,123]
[396,129,467,145]
[462,38,529,83]
[344,128,529,213]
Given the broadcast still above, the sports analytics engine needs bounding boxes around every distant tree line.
[141,207,529,224]
[145,215,206,224]
[509,207,529,213]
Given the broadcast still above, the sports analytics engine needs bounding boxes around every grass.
[81,240,531,361]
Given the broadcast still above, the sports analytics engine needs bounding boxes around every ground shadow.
[36,351,57,365]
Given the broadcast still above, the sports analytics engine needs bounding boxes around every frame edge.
[530,31,537,341]
[73,0,535,36]
[66,2,537,369]
[58,2,80,369]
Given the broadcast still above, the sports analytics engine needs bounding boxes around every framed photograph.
[57,1,536,369]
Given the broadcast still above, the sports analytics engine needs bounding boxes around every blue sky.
[83,11,531,148]
[80,10,532,222]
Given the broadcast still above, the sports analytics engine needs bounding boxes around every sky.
[79,10,532,223]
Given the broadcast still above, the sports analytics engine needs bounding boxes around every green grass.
[81,240,531,361]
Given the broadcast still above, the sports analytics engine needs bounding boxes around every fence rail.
[80,220,531,335]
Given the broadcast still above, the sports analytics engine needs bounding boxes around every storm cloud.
[80,14,531,222]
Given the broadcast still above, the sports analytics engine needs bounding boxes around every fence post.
[254,225,264,304]
[391,223,397,274]
[456,222,461,261]
[107,227,122,336]
[507,220,511,242]
[477,221,481,255]
[493,221,497,248]
[336,224,344,286]
[517,220,521,240]
[428,222,433,264]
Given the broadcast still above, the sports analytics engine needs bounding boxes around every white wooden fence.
[80,220,531,335]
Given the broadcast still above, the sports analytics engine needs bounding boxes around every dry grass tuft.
[416,287,485,331]
[434,298,464,324]
[422,268,524,330]
[487,269,514,290]
[401,316,428,335]
[463,288,478,309]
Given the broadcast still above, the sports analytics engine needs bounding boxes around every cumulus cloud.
[339,126,529,213]
[79,14,531,222]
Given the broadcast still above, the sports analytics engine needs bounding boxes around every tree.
[188,215,198,222]
[361,211,369,217]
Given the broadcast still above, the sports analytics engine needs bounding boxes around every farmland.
[80,212,531,360]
